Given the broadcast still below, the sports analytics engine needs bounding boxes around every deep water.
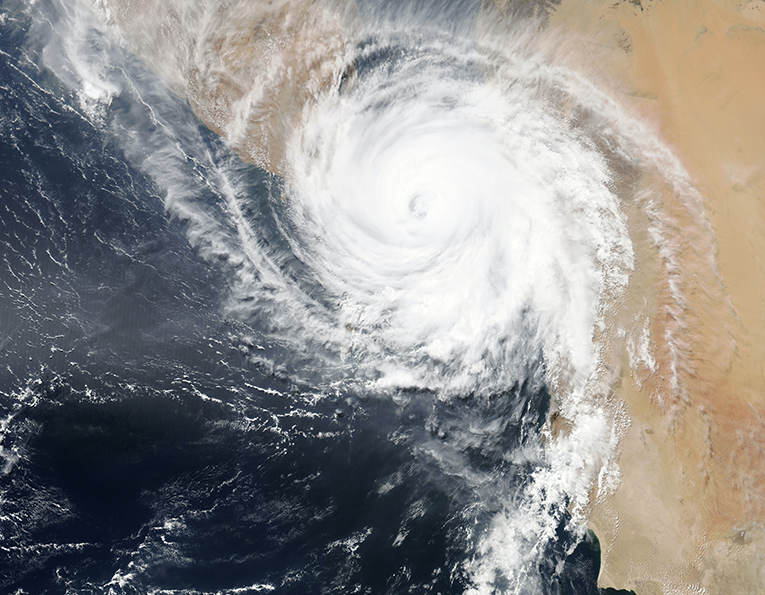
[0,3,636,594]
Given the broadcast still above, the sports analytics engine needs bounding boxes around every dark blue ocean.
[0,1,638,593]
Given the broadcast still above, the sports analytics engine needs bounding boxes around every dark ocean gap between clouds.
[0,10,635,594]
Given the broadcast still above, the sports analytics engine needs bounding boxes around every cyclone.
[226,30,634,399]
[0,0,721,593]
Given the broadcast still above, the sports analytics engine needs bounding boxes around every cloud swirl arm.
[17,0,762,592]
[93,0,362,173]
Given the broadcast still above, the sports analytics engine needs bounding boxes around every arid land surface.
[540,1,765,593]
[96,0,765,592]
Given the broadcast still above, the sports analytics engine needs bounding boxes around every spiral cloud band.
[278,31,633,396]
[6,0,726,592]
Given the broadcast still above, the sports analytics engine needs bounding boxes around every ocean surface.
[0,0,658,593]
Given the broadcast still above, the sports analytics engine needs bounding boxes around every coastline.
[94,0,765,590]
[544,1,765,592]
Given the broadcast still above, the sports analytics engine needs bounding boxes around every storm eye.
[409,194,428,220]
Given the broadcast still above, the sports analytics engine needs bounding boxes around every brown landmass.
[99,0,765,591]
[536,1,765,593]
[94,0,361,174]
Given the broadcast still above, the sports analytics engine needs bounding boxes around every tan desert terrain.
[94,0,361,174]
[540,1,765,593]
[95,0,765,592]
